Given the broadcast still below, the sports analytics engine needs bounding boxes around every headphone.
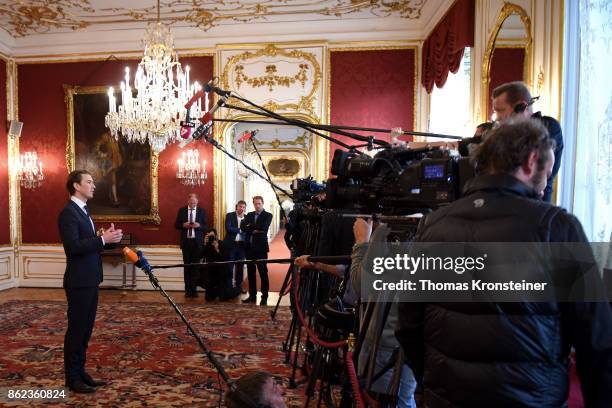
[514,96,540,114]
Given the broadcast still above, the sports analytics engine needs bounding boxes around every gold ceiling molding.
[235,63,309,92]
[221,44,322,121]
[0,0,426,37]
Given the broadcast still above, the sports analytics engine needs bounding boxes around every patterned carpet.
[0,300,305,407]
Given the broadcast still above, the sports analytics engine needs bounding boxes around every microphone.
[202,77,219,93]
[180,108,193,139]
[136,250,153,274]
[123,247,141,267]
[192,96,227,140]
[203,76,232,98]
[184,89,205,110]
[237,129,259,143]
[123,247,152,274]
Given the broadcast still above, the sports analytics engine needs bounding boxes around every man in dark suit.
[58,170,123,393]
[175,193,206,297]
[223,200,247,295]
[240,196,273,305]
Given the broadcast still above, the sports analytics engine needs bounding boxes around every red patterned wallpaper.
[18,56,214,244]
[329,49,416,160]
[0,58,9,245]
[487,47,526,118]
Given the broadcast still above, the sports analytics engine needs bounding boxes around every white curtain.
[573,0,612,242]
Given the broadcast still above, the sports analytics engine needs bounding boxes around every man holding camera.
[175,193,206,298]
[396,119,612,407]
[201,228,229,301]
[492,81,563,202]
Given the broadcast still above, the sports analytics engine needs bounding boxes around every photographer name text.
[373,279,548,292]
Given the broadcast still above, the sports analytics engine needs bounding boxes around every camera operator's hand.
[353,218,373,244]
[295,255,314,269]
[204,231,215,239]
[211,239,220,253]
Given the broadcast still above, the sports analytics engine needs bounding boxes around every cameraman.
[396,119,612,407]
[201,228,231,301]
[492,81,563,202]
[294,218,417,407]
[225,371,286,408]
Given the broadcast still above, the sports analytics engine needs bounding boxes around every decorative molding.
[537,65,545,93]
[221,44,322,121]
[0,249,12,281]
[235,63,309,92]
[0,1,426,38]
[16,245,184,290]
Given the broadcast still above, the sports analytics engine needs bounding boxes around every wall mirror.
[482,3,532,120]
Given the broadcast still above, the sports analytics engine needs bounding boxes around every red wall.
[18,56,214,244]
[488,47,525,118]
[329,49,416,158]
[0,58,9,245]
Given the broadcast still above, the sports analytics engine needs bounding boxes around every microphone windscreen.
[123,247,139,265]
[180,127,192,139]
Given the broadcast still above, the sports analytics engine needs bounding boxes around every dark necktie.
[83,205,94,233]
[189,209,194,238]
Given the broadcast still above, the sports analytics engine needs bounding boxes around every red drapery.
[421,0,475,93]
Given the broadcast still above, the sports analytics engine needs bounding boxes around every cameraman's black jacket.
[396,174,612,408]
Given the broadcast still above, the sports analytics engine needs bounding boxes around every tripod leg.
[289,321,302,389]
[282,313,296,355]
[271,263,293,320]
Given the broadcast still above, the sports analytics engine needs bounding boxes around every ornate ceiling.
[0,0,453,57]
[1,0,426,37]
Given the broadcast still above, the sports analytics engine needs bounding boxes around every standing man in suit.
[175,193,206,297]
[223,200,247,295]
[58,170,123,393]
[241,196,273,305]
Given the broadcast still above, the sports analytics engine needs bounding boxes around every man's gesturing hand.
[103,223,123,243]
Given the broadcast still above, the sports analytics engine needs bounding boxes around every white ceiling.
[0,0,454,58]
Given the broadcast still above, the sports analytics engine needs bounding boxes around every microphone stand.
[137,263,234,387]
[193,127,293,198]
[149,255,352,270]
[214,118,464,140]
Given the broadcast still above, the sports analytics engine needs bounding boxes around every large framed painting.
[64,85,160,224]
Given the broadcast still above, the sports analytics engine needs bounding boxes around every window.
[428,48,472,138]
[570,0,612,241]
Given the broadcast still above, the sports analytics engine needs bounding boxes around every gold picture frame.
[64,85,160,224]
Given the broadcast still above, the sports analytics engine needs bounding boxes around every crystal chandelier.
[176,149,207,187]
[105,0,206,153]
[17,152,44,189]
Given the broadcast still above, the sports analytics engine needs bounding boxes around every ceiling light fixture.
[105,0,207,153]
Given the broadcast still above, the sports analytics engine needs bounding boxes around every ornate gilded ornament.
[0,0,425,37]
[221,44,322,120]
[235,63,309,91]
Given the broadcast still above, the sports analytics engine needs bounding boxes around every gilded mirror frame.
[64,85,161,224]
[481,3,532,122]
